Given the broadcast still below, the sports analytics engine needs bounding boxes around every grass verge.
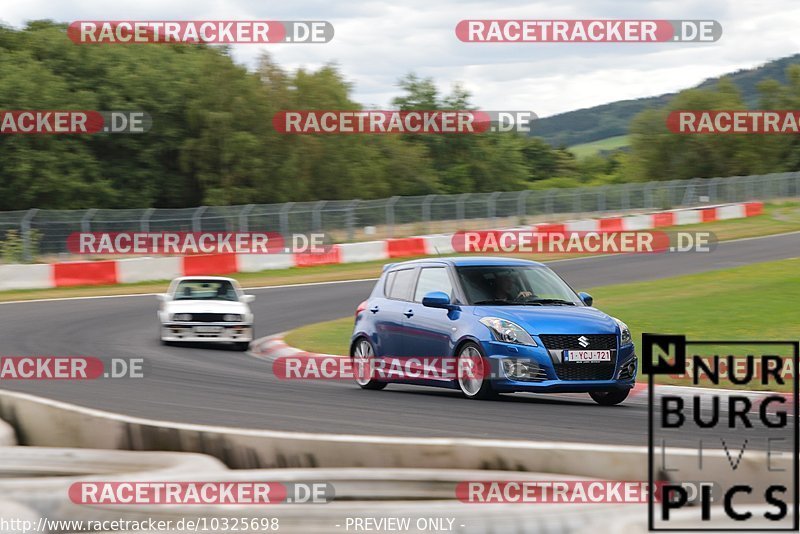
[285,258,800,391]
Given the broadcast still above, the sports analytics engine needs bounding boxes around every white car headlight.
[480,317,537,346]
[612,317,633,346]
[223,314,242,322]
[172,313,192,321]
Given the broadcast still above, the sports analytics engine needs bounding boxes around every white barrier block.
[565,219,598,232]
[621,215,652,231]
[238,254,294,272]
[0,264,52,291]
[717,203,746,220]
[339,241,388,263]
[117,257,182,283]
[423,234,455,255]
[674,209,702,225]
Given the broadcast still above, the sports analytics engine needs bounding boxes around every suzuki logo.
[577,336,590,348]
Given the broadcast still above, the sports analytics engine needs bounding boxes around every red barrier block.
[701,208,717,222]
[598,217,623,232]
[744,202,763,217]
[386,237,427,258]
[53,260,118,287]
[652,212,675,228]
[182,253,238,276]
[293,246,342,267]
[535,223,566,234]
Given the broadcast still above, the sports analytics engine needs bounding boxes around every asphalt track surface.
[0,231,797,448]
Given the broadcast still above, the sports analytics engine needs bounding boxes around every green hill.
[535,53,800,147]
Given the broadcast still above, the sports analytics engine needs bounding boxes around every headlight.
[613,317,632,346]
[172,313,192,321]
[223,314,242,322]
[480,317,537,346]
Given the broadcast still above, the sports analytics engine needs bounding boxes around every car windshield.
[456,265,582,306]
[173,280,238,301]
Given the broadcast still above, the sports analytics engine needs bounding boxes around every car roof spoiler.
[382,263,396,272]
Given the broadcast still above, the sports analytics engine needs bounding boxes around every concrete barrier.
[0,417,16,446]
[0,264,51,291]
[0,389,791,492]
[0,500,42,534]
[338,241,387,263]
[116,257,181,284]
[238,253,294,272]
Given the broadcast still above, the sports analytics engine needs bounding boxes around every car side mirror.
[422,291,455,310]
[578,292,593,306]
[157,293,170,302]
[241,294,255,303]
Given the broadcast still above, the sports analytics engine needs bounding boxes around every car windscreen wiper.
[526,298,576,306]
[472,299,516,305]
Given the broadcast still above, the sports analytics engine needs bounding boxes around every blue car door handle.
[403,309,414,318]
[369,306,379,314]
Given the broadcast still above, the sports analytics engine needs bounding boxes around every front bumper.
[479,339,637,393]
[161,323,253,343]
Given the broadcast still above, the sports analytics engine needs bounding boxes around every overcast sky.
[2,0,799,117]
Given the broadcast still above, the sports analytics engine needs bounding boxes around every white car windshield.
[173,280,238,301]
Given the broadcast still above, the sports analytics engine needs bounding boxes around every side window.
[388,269,416,300]
[414,267,453,302]
[383,271,397,297]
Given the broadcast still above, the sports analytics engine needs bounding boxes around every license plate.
[195,326,223,334]
[564,350,611,363]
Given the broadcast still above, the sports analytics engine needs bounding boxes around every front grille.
[181,313,226,322]
[554,363,616,381]
[539,334,617,351]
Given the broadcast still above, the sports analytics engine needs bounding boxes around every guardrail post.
[644,183,655,209]
[192,206,207,232]
[386,196,399,237]
[21,208,38,262]
[346,200,359,242]
[621,184,631,210]
[597,187,607,213]
[456,193,469,223]
[140,208,155,232]
[80,208,97,233]
[545,189,555,215]
[312,200,327,233]
[279,202,294,240]
[487,191,501,223]
[238,204,255,232]
[422,194,436,234]
[516,190,532,223]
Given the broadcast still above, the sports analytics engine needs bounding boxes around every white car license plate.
[195,326,223,334]
[564,350,611,363]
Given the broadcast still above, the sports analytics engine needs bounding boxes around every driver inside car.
[492,272,533,301]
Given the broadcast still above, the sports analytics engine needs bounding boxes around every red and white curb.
[0,202,764,291]
[253,334,794,412]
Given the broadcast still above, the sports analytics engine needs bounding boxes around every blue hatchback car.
[351,257,637,404]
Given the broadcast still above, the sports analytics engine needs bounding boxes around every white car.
[158,276,255,350]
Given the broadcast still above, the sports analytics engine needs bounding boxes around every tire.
[456,342,498,400]
[589,389,630,406]
[235,341,250,352]
[351,338,387,390]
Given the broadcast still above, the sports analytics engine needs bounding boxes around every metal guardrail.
[0,172,798,261]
